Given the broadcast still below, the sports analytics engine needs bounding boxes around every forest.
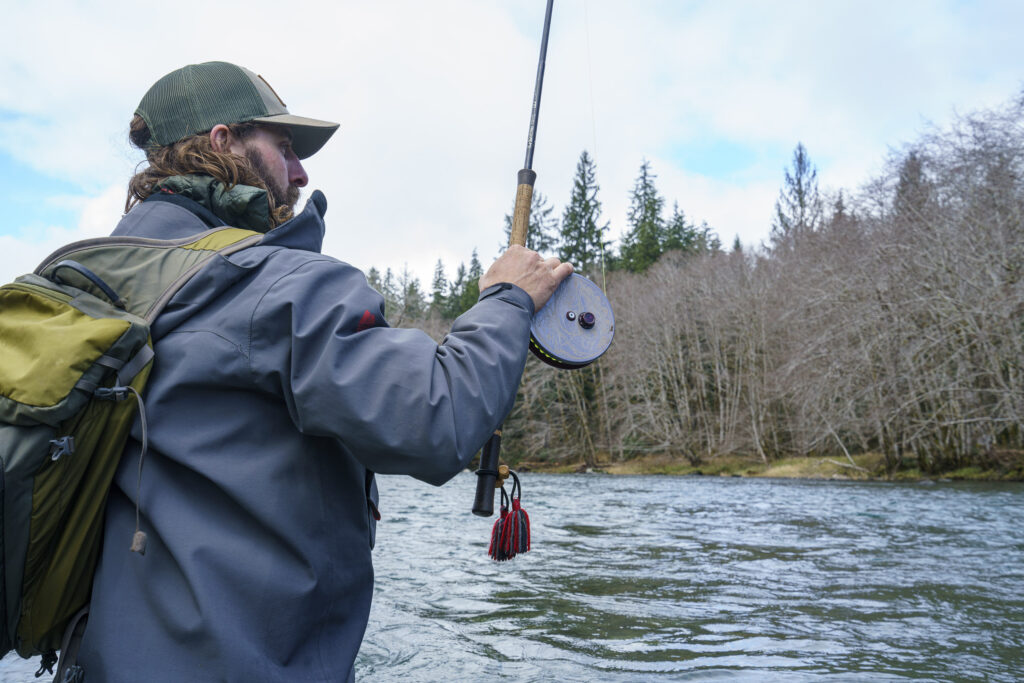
[368,96,1024,477]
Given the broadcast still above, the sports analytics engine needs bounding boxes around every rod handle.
[509,169,536,248]
[472,429,503,516]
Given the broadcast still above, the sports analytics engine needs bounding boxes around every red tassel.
[488,506,509,560]
[487,472,531,561]
[512,499,530,553]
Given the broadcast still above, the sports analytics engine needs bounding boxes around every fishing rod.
[472,0,615,557]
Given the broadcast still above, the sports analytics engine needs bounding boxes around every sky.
[2,0,1023,287]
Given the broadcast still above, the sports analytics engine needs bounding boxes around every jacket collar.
[261,190,327,253]
[117,182,328,254]
[154,175,272,232]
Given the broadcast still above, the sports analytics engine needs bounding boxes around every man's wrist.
[478,282,535,315]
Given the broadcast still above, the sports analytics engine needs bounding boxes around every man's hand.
[480,245,574,312]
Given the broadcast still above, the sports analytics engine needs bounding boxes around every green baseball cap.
[136,61,339,159]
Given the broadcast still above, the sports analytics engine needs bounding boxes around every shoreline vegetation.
[516,451,1024,482]
[382,95,1023,479]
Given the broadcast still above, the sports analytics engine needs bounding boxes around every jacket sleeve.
[247,257,534,486]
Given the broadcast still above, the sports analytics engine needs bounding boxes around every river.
[3,473,1022,681]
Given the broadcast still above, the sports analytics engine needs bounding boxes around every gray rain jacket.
[76,189,533,682]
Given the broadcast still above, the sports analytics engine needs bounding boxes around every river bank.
[517,450,1024,482]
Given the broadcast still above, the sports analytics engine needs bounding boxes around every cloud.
[0,184,124,284]
[2,0,1023,287]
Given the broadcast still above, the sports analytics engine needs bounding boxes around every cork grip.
[509,169,537,247]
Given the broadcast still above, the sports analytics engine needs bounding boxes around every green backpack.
[0,226,263,674]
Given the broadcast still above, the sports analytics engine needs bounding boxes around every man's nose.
[289,157,308,188]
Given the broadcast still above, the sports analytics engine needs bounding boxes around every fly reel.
[529,273,614,369]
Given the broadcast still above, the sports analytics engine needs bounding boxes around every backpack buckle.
[95,386,130,402]
[49,436,75,461]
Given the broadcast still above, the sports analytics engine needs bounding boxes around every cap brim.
[252,113,340,159]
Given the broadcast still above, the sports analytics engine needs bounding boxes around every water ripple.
[360,474,1024,681]
[1,475,1021,681]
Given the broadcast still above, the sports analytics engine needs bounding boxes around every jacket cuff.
[478,283,535,316]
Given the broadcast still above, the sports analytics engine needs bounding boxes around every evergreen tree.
[503,190,559,254]
[366,266,382,294]
[662,201,720,255]
[695,221,722,253]
[893,151,930,222]
[662,202,693,253]
[771,142,823,251]
[446,262,467,318]
[831,190,849,222]
[429,259,447,316]
[825,189,858,237]
[380,267,400,318]
[559,150,610,276]
[619,159,665,272]
[459,249,484,314]
[397,265,426,323]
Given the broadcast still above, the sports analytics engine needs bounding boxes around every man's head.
[127,62,338,225]
[208,122,307,209]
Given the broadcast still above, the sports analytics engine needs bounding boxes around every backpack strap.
[51,606,88,683]
[118,346,155,386]
[35,227,265,322]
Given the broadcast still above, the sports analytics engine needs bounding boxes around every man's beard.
[244,146,300,211]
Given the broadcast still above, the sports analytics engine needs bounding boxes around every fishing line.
[584,0,599,163]
[583,0,609,295]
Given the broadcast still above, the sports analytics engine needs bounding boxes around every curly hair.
[125,116,294,226]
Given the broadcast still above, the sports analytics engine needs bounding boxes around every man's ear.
[209,124,233,153]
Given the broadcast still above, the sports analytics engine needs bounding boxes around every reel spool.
[529,273,614,369]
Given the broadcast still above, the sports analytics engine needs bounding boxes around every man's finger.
[553,262,574,279]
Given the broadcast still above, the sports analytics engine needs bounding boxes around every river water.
[3,473,1022,681]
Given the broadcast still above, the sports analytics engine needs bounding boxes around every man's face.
[232,125,307,210]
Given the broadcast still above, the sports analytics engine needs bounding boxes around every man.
[74,62,571,682]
